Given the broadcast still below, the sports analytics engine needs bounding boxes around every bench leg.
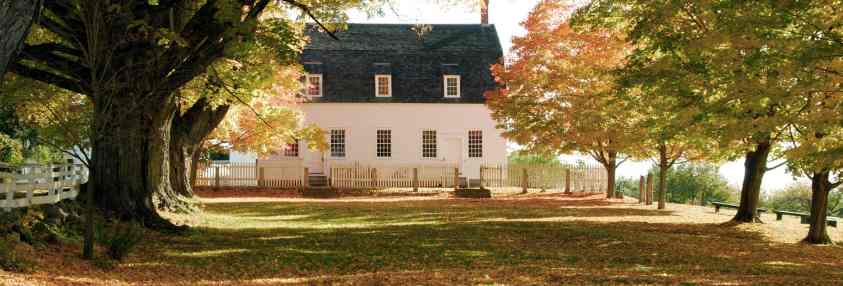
[776,214,782,220]
[714,205,719,213]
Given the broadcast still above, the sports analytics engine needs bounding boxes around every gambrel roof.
[301,23,504,103]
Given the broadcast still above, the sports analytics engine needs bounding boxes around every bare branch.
[281,0,340,40]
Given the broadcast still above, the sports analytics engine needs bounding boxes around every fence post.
[521,168,528,194]
[638,176,645,204]
[303,167,309,188]
[565,169,571,194]
[258,167,265,188]
[412,168,419,192]
[453,167,460,189]
[3,176,11,212]
[214,166,220,190]
[646,174,654,205]
[478,166,484,189]
[255,158,259,187]
[371,168,378,188]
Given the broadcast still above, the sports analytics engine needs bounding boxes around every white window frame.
[375,74,392,98]
[468,130,482,158]
[443,75,460,98]
[329,129,346,159]
[376,129,392,159]
[306,74,323,97]
[283,140,300,158]
[421,129,438,159]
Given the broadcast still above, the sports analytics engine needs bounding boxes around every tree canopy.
[487,0,643,198]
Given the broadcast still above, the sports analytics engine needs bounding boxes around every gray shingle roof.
[301,23,504,103]
[305,24,503,52]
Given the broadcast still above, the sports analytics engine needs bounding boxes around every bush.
[97,222,144,261]
[0,237,33,273]
[645,163,737,205]
[764,183,843,216]
[615,177,641,198]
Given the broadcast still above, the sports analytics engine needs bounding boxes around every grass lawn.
[4,192,843,285]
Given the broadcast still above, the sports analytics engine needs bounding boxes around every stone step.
[308,175,329,187]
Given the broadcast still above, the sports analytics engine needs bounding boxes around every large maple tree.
[487,0,642,198]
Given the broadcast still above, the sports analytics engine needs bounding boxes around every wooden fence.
[1,162,88,212]
[194,160,305,188]
[192,160,607,192]
[329,163,458,190]
[480,163,607,192]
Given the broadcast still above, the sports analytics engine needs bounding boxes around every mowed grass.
[10,194,843,285]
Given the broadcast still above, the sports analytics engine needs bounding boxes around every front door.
[304,150,324,174]
[442,137,463,172]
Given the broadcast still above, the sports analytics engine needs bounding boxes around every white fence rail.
[194,160,305,188]
[1,163,89,212]
[480,163,607,192]
[330,163,458,190]
[192,160,608,193]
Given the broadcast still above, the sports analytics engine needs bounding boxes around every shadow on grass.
[37,199,843,285]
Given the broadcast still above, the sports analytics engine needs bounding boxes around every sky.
[346,0,808,192]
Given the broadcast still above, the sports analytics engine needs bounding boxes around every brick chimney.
[481,0,489,25]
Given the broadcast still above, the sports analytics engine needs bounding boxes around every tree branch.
[9,62,84,94]
[281,0,340,40]
[18,44,88,78]
[766,160,787,171]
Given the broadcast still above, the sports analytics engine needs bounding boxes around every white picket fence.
[192,160,608,193]
[480,163,607,192]
[1,162,88,212]
[329,163,458,189]
[194,160,305,188]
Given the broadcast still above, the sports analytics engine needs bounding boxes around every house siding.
[233,103,507,179]
[299,103,507,179]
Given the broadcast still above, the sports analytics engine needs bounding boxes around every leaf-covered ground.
[4,192,843,285]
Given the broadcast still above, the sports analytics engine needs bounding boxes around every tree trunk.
[804,171,833,244]
[657,144,668,210]
[732,140,771,223]
[164,99,229,213]
[90,94,179,229]
[82,181,94,260]
[604,151,617,199]
[0,0,40,80]
[189,143,202,188]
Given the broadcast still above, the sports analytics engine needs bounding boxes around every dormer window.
[444,75,460,98]
[305,74,322,97]
[375,74,392,97]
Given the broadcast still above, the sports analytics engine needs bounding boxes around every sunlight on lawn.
[8,194,843,286]
[171,248,250,258]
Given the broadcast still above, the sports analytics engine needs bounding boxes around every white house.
[232,21,507,184]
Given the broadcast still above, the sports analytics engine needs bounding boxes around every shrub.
[648,163,736,205]
[0,238,33,273]
[764,183,843,216]
[97,222,144,261]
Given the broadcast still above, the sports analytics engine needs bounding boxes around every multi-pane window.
[330,129,345,158]
[468,130,482,158]
[375,75,391,97]
[283,140,299,157]
[306,74,322,97]
[376,129,391,158]
[422,130,437,158]
[444,75,460,98]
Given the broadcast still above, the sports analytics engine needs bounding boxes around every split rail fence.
[1,162,88,212]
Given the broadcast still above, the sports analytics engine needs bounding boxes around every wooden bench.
[774,210,837,228]
[711,201,767,215]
